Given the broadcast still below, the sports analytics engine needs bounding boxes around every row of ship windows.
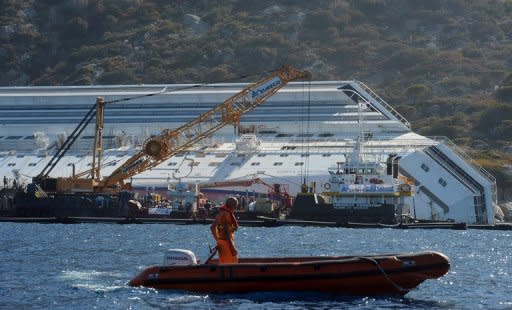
[258,153,332,157]
[0,133,335,141]
[0,135,118,140]
[0,111,352,119]
[421,163,448,187]
[1,152,333,159]
[0,111,368,120]
[0,115,385,125]
[167,161,306,167]
[10,162,119,167]
[0,153,128,159]
[252,162,303,166]
[0,136,33,140]
[8,160,309,168]
[0,101,341,110]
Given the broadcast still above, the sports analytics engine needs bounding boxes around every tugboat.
[147,181,202,218]
[290,137,414,224]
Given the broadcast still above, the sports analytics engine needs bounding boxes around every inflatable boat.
[129,249,450,295]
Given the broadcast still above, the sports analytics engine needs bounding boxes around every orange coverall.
[211,206,239,264]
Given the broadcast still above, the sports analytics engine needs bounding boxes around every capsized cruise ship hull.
[0,81,498,224]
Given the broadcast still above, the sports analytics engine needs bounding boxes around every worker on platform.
[210,197,239,264]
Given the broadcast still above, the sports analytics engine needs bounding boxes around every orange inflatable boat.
[129,249,449,295]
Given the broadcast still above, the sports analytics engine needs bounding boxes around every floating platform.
[1,216,511,230]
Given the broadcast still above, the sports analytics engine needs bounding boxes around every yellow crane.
[48,65,311,193]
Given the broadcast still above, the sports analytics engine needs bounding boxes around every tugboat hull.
[290,193,397,224]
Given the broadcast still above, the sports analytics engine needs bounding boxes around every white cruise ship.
[0,81,498,224]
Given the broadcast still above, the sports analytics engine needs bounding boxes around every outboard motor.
[163,249,197,266]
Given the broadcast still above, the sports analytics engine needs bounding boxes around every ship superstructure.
[0,81,498,224]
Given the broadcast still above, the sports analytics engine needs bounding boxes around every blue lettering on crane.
[247,77,282,102]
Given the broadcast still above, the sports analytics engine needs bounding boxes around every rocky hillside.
[1,0,512,200]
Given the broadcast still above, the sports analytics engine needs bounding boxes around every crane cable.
[305,80,312,185]
[39,84,200,178]
[299,80,312,189]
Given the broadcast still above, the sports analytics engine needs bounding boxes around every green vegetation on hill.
[1,0,512,197]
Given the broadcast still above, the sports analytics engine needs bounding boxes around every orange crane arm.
[199,177,289,197]
[198,179,260,189]
[99,65,311,190]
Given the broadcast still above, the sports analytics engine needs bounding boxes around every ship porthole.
[324,183,331,190]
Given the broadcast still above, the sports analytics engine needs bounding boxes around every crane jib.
[246,77,282,102]
[48,65,309,192]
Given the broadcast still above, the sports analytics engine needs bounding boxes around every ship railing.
[430,136,497,203]
[285,136,435,145]
[332,203,385,209]
[334,184,396,193]
[354,81,411,129]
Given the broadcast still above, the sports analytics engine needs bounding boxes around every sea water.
[0,223,510,309]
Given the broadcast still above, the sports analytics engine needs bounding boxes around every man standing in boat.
[210,197,239,264]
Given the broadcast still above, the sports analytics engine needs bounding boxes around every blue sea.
[0,223,510,309]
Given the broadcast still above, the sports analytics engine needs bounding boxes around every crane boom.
[99,65,311,191]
